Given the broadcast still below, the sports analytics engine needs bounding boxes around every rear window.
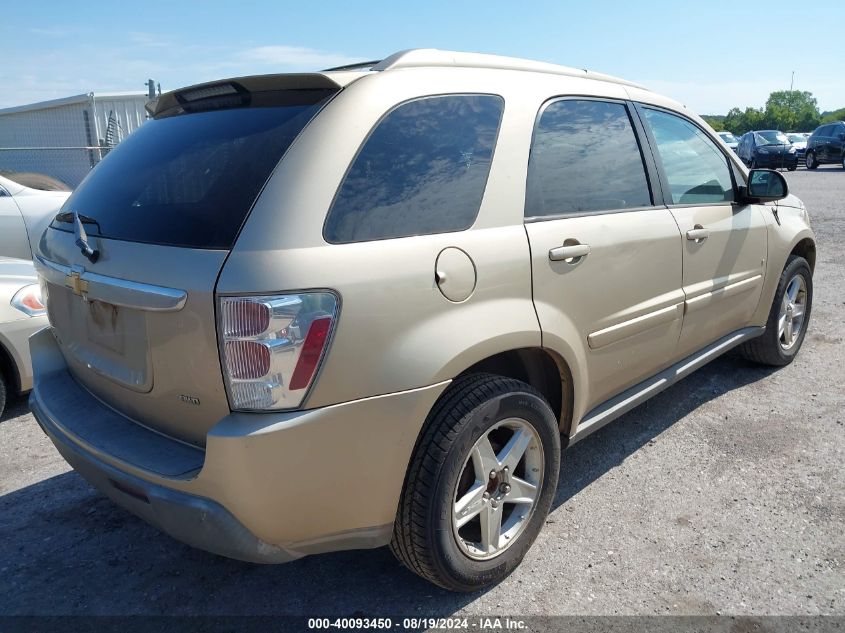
[52,90,333,249]
[323,94,504,244]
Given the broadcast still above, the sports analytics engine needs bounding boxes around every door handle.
[549,243,591,261]
[686,226,709,242]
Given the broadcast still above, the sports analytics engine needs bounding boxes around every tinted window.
[643,108,734,205]
[817,125,832,137]
[525,100,652,217]
[324,95,503,243]
[53,92,332,249]
[755,130,789,144]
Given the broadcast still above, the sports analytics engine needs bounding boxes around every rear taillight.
[218,293,338,410]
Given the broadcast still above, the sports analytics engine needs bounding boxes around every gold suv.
[30,49,815,591]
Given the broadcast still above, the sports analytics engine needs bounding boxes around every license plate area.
[48,284,153,393]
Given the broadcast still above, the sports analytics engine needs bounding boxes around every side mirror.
[746,169,788,202]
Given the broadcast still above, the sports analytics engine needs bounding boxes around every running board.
[569,326,764,445]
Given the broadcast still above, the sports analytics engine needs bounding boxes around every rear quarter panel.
[219,69,627,411]
[219,69,544,408]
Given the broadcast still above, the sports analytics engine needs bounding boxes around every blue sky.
[2,0,844,113]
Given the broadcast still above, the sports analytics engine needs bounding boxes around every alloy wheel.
[778,274,808,350]
[452,418,544,560]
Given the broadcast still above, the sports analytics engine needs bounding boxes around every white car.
[0,174,70,260]
[717,131,740,152]
[786,133,808,159]
[0,257,47,414]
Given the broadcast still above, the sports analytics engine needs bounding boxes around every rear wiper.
[55,210,100,263]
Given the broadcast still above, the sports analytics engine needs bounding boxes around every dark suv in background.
[805,121,845,169]
[737,130,798,170]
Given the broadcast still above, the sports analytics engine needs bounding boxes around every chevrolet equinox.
[30,49,816,591]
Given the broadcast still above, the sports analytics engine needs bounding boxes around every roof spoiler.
[147,73,345,117]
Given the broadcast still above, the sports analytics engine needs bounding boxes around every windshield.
[754,131,789,145]
[52,91,333,249]
[719,132,738,143]
[787,134,806,143]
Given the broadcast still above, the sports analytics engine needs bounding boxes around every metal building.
[0,92,149,188]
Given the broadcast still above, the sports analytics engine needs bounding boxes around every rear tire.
[805,151,819,170]
[390,374,560,591]
[737,256,812,366]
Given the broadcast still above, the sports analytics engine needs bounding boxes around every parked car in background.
[0,257,47,415]
[717,131,739,152]
[0,174,71,260]
[805,121,845,169]
[786,133,808,161]
[737,130,798,170]
[30,49,815,592]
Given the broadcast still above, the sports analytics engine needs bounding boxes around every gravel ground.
[0,167,843,618]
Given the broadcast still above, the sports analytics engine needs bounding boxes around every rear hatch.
[35,76,340,446]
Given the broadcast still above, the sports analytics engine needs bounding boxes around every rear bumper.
[32,395,300,563]
[29,327,448,563]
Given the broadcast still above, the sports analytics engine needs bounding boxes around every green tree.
[821,107,845,124]
[702,116,724,131]
[717,91,823,134]
[723,107,766,135]
[764,90,820,132]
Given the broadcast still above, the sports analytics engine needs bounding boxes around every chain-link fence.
[0,92,148,191]
[0,146,113,190]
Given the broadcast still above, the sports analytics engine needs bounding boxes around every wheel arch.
[790,237,816,272]
[0,334,20,394]
[455,347,575,440]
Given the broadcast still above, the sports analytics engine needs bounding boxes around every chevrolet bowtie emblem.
[65,271,89,297]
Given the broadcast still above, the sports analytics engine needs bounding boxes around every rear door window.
[52,90,334,249]
[525,99,652,217]
[642,108,734,205]
[323,94,504,244]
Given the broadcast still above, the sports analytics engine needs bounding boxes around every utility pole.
[789,71,794,92]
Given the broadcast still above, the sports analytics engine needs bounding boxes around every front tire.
[390,374,560,591]
[737,256,812,366]
[806,151,819,170]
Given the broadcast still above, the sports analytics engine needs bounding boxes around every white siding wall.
[91,95,149,145]
[0,93,148,188]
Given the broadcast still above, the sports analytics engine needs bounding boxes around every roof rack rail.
[371,49,646,90]
[322,60,382,72]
